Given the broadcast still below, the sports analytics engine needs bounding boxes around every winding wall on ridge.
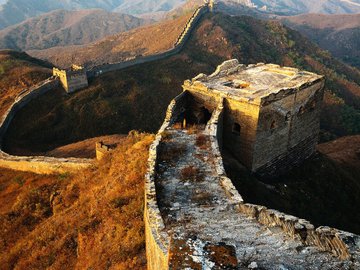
[144,90,360,269]
[0,2,211,174]
[0,78,92,174]
[87,4,209,78]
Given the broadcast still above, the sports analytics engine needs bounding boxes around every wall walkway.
[0,2,210,174]
[144,91,360,269]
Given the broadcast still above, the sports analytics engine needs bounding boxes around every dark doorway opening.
[232,123,241,135]
[198,107,212,124]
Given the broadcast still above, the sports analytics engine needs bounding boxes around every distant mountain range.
[251,0,360,15]
[28,13,193,68]
[0,9,147,51]
[0,0,186,30]
[281,13,360,68]
[1,0,360,30]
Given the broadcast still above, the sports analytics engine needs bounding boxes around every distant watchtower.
[204,0,215,12]
[53,64,88,93]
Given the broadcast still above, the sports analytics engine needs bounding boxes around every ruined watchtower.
[182,59,325,176]
[204,0,216,12]
[53,64,88,93]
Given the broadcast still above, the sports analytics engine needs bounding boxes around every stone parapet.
[0,77,59,146]
[206,98,244,205]
[144,91,189,270]
[237,203,360,262]
[0,150,91,174]
[0,77,92,174]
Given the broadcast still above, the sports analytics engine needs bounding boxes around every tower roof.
[183,59,324,105]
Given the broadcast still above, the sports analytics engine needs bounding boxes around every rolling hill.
[281,13,360,68]
[28,13,194,68]
[0,9,148,51]
[0,50,50,118]
[4,13,360,153]
[1,10,360,268]
[0,0,186,30]
[2,0,360,30]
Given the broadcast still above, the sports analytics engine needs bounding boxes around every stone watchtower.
[182,59,325,176]
[53,64,88,93]
[204,0,216,12]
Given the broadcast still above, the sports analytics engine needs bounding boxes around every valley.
[0,0,187,30]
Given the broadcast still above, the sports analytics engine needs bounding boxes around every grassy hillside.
[4,13,360,153]
[29,13,193,69]
[0,50,51,118]
[0,132,153,269]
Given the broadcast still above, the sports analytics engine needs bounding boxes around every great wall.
[144,60,360,269]
[1,1,359,268]
[0,77,92,174]
[0,1,213,173]
[86,3,209,78]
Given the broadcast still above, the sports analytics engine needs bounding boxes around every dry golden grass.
[180,166,198,181]
[180,166,204,182]
[0,131,154,269]
[0,51,50,118]
[30,13,194,68]
[195,134,209,149]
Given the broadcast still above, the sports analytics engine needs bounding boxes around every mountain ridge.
[0,0,186,29]
[28,13,193,68]
[5,13,360,153]
[280,13,360,68]
[0,9,148,51]
[2,0,360,30]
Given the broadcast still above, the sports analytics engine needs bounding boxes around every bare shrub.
[192,192,214,205]
[196,134,208,149]
[160,144,186,162]
[180,166,203,182]
[173,122,182,129]
[160,130,172,141]
[186,124,199,135]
